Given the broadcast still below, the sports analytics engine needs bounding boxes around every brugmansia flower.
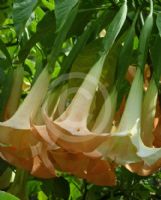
[97,68,143,164]
[141,77,158,147]
[32,26,124,184]
[32,1,127,184]
[0,65,115,185]
[0,67,55,178]
[127,77,161,165]
[125,77,161,175]
[30,57,117,185]
[3,66,24,120]
[96,68,161,176]
[32,124,116,186]
[0,65,116,185]
[42,56,110,153]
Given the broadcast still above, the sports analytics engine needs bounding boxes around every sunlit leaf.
[55,0,79,31]
[19,11,56,61]
[13,0,38,36]
[0,191,20,200]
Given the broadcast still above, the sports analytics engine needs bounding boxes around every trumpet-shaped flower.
[43,56,110,153]
[129,78,161,166]
[125,78,161,175]
[29,57,117,185]
[141,78,158,147]
[0,67,55,178]
[32,124,116,186]
[97,69,161,175]
[98,68,143,164]
[4,66,24,120]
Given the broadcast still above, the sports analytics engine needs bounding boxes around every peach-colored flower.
[41,56,110,153]
[0,67,55,178]
[32,124,116,186]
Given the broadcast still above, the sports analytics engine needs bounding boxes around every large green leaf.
[67,36,122,92]
[60,20,100,75]
[18,11,56,62]
[100,0,127,55]
[55,0,79,31]
[47,1,79,71]
[137,0,153,71]
[60,9,116,75]
[0,191,20,200]
[116,11,139,89]
[13,0,38,36]
[68,39,102,89]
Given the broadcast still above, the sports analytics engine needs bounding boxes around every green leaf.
[68,179,82,200]
[41,0,55,11]
[68,30,124,90]
[0,38,12,66]
[31,49,44,85]
[68,39,102,89]
[37,191,47,200]
[102,32,125,90]
[156,12,161,36]
[151,35,161,85]
[86,186,104,200]
[52,177,70,199]
[36,11,56,50]
[47,1,79,71]
[0,158,10,176]
[116,11,139,88]
[60,9,116,75]
[0,191,20,200]
[41,177,70,199]
[60,20,98,75]
[0,68,13,120]
[0,66,5,85]
[26,180,42,198]
[55,0,79,31]
[137,0,153,71]
[13,0,38,36]
[0,58,12,72]
[100,0,127,55]
[18,11,56,62]
[62,1,127,85]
